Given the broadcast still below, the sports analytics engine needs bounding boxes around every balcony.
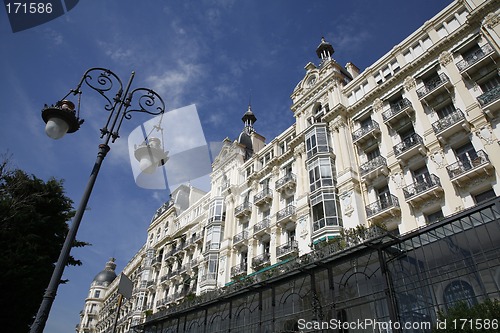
[235,202,252,218]
[365,194,400,222]
[254,188,273,206]
[446,150,494,187]
[432,109,469,143]
[276,241,298,259]
[252,252,271,269]
[382,98,414,126]
[151,256,162,268]
[393,133,426,164]
[478,85,500,118]
[233,229,249,247]
[204,241,220,252]
[359,156,389,181]
[253,217,271,238]
[275,173,296,197]
[231,262,247,277]
[276,205,296,228]
[352,120,380,146]
[312,217,341,235]
[456,44,496,76]
[416,73,452,102]
[403,174,443,206]
[199,273,217,287]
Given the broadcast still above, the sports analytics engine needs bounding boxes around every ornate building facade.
[77,0,500,332]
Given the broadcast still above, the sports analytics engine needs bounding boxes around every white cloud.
[43,28,63,45]
[145,60,205,108]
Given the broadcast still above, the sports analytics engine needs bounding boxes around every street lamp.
[30,67,166,333]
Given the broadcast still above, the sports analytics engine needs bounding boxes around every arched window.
[443,280,477,310]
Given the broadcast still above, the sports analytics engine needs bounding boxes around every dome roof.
[93,258,117,285]
[237,131,253,150]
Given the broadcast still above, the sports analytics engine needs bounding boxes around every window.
[205,225,223,250]
[454,142,478,169]
[245,165,254,178]
[262,240,270,254]
[308,157,334,192]
[479,74,500,93]
[94,290,101,298]
[208,199,225,222]
[461,44,481,60]
[311,190,341,232]
[425,210,444,224]
[412,166,432,185]
[366,147,380,161]
[207,254,218,275]
[376,185,391,207]
[473,188,496,203]
[305,126,330,158]
[260,177,270,190]
[279,142,287,155]
[436,102,456,119]
[443,280,477,310]
[312,103,328,123]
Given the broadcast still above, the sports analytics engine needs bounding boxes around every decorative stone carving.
[329,117,346,132]
[438,51,453,67]
[483,12,499,29]
[272,166,279,177]
[340,191,354,217]
[391,171,405,189]
[475,125,496,145]
[299,215,309,239]
[294,143,305,157]
[372,98,383,112]
[218,256,226,275]
[404,76,416,91]
[429,149,447,169]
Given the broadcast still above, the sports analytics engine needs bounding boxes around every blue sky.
[0,0,452,332]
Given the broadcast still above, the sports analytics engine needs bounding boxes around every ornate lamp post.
[30,68,166,333]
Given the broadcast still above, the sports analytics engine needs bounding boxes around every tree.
[434,299,500,332]
[0,158,88,332]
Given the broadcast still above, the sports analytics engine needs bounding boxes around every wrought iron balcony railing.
[231,262,247,277]
[252,252,271,268]
[402,174,441,200]
[235,202,252,216]
[456,43,494,71]
[359,156,387,176]
[446,150,490,179]
[365,194,399,218]
[254,188,273,204]
[432,109,465,134]
[253,217,270,234]
[275,173,296,190]
[393,133,423,157]
[416,73,450,98]
[233,229,248,244]
[352,119,379,142]
[276,205,296,222]
[382,98,412,122]
[276,240,298,257]
[478,85,500,107]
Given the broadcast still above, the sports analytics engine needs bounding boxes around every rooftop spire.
[242,104,257,135]
[316,37,334,60]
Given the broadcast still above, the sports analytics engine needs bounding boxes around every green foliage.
[0,158,89,332]
[434,299,500,332]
